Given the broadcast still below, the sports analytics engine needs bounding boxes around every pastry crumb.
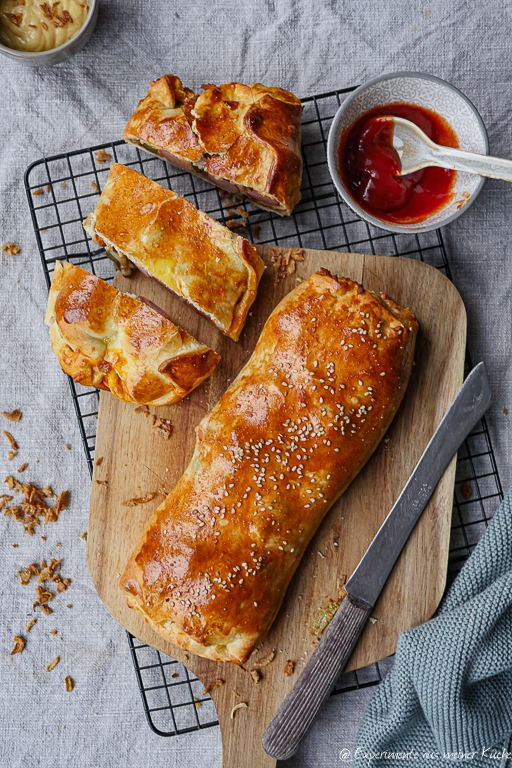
[47,655,60,672]
[65,675,74,692]
[95,150,111,163]
[134,405,150,417]
[249,669,261,684]
[461,480,472,500]
[153,418,173,440]
[17,463,28,473]
[283,660,294,676]
[253,650,275,668]
[32,189,43,196]
[310,600,340,637]
[2,243,20,256]
[202,678,224,695]
[122,492,157,507]
[230,702,248,720]
[226,219,243,230]
[95,457,104,466]
[91,181,98,193]
[25,618,36,632]
[95,480,108,486]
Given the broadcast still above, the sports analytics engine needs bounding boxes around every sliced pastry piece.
[45,261,220,406]
[123,75,303,216]
[83,164,265,342]
[120,269,418,664]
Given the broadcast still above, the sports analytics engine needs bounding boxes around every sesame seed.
[254,602,258,607]
[380,372,386,376]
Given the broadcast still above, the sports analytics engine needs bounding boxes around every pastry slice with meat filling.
[123,75,303,216]
[83,164,264,342]
[45,261,220,406]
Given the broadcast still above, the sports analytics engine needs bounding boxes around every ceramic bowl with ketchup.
[327,72,488,233]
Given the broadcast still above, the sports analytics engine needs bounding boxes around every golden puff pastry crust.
[120,269,418,664]
[123,75,303,216]
[45,261,220,406]
[83,164,265,342]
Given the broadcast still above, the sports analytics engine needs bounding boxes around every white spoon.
[390,116,512,181]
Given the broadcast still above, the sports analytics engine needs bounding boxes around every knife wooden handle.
[262,594,372,761]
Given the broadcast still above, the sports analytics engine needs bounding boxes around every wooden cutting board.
[87,247,466,768]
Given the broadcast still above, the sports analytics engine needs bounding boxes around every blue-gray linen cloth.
[354,485,512,768]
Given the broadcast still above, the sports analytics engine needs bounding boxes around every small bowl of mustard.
[0,0,98,66]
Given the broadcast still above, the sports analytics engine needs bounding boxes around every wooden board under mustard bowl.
[87,246,466,768]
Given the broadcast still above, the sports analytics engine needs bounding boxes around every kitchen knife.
[262,362,491,761]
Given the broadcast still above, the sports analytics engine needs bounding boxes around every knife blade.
[262,362,491,761]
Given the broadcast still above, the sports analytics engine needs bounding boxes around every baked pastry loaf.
[120,269,418,663]
[45,261,220,406]
[83,164,265,342]
[123,75,303,216]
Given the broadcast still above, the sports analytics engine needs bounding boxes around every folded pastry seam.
[122,74,303,216]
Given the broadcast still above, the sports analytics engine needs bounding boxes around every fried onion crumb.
[10,635,25,655]
[47,655,60,672]
[2,410,21,421]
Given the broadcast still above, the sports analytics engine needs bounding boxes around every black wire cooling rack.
[25,85,504,738]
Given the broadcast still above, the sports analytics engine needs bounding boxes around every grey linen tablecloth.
[1,1,511,766]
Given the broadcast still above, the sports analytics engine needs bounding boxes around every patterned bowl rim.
[326,71,489,234]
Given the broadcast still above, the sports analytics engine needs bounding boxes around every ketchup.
[339,103,458,225]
